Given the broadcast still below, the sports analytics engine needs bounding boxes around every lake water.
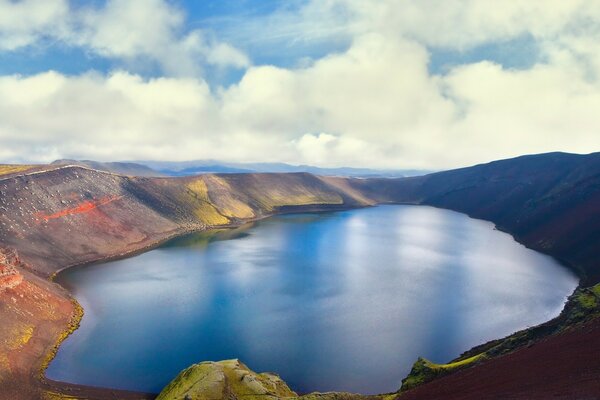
[46,205,578,394]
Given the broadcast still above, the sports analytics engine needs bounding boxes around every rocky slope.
[156,359,384,400]
[0,166,371,277]
[0,247,76,400]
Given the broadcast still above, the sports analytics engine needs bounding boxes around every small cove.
[46,205,579,394]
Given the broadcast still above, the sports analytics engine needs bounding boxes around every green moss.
[183,179,231,226]
[400,354,486,392]
[157,359,297,400]
[577,292,597,309]
[0,164,34,176]
[39,298,84,378]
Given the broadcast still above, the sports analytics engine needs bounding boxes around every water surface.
[47,205,578,394]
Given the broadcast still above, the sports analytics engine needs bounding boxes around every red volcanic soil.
[35,196,122,222]
[399,318,600,400]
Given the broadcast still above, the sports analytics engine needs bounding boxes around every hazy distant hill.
[51,159,430,178]
[52,159,166,177]
[136,159,430,177]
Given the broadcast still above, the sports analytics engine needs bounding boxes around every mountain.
[136,159,429,177]
[51,159,165,177]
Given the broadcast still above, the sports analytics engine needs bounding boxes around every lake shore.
[41,206,577,397]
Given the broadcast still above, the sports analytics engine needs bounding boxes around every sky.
[0,0,599,169]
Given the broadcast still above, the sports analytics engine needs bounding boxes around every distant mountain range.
[139,160,432,177]
[51,159,165,177]
[52,159,431,178]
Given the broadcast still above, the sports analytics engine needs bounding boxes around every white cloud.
[72,0,249,75]
[0,0,599,168]
[0,0,69,50]
[0,0,249,76]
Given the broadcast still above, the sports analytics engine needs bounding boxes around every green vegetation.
[400,354,486,392]
[203,175,256,219]
[157,359,298,400]
[157,359,392,400]
[0,164,34,177]
[39,299,84,378]
[400,283,600,393]
[184,179,231,226]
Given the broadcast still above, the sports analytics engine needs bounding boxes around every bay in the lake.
[46,205,578,394]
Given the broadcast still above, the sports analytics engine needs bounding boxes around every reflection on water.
[47,205,578,394]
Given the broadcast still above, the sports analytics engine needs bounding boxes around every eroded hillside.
[0,167,372,277]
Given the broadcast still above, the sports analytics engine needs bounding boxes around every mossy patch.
[399,282,600,392]
[400,354,486,392]
[0,164,35,177]
[185,179,231,226]
[157,359,297,400]
[39,298,84,378]
[203,176,256,219]
[6,323,35,351]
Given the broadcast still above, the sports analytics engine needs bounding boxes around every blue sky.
[0,1,598,168]
[0,1,537,81]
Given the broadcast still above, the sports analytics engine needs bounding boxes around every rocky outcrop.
[0,248,76,400]
[0,249,23,291]
[157,359,298,400]
[157,359,386,400]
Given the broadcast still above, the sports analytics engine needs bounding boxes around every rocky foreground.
[156,359,387,400]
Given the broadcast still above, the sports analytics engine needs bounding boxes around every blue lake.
[46,205,578,394]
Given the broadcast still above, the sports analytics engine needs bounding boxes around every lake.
[46,205,578,394]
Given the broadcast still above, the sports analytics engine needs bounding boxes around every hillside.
[0,167,371,278]
[51,160,166,177]
[0,152,599,399]
[342,152,600,285]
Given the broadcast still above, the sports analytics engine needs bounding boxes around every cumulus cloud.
[0,0,69,50]
[0,0,249,75]
[0,0,599,168]
[72,0,249,75]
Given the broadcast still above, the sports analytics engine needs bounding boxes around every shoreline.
[35,203,582,399]
[35,203,367,399]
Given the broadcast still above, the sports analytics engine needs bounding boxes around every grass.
[400,282,600,393]
[203,176,256,219]
[185,179,231,226]
[422,354,486,370]
[157,359,298,400]
[0,164,35,177]
[400,354,487,391]
[39,298,84,378]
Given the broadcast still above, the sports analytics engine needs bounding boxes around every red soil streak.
[35,196,122,222]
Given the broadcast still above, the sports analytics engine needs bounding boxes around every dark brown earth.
[398,317,600,400]
[346,151,600,285]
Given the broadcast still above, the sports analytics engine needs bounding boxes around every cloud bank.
[0,0,599,168]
